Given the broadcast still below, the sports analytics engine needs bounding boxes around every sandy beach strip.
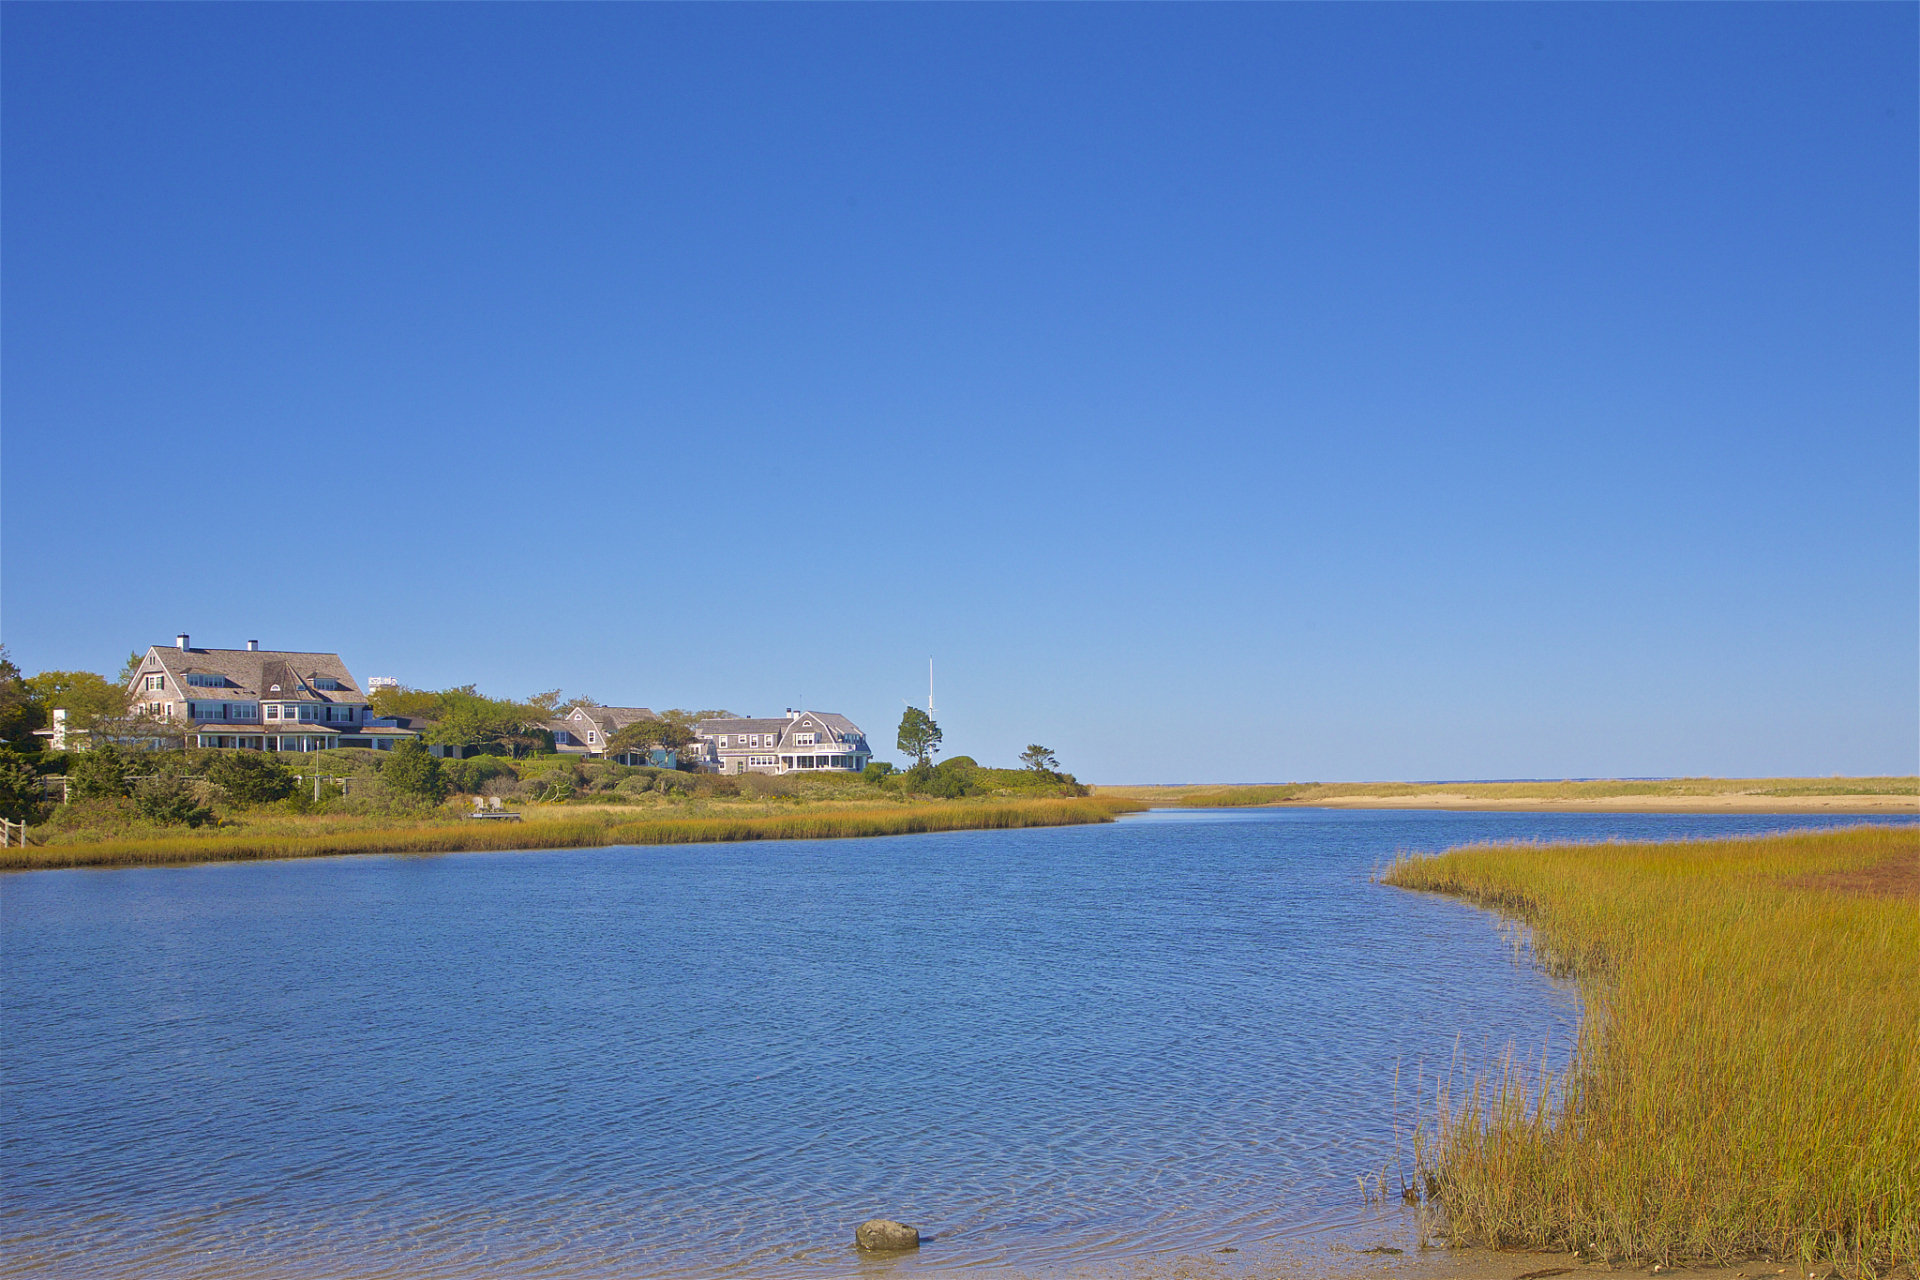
[1288,793,1918,815]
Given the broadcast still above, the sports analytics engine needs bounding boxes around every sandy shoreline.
[1095,781,1918,818]
[1041,1239,1915,1280]
[1276,794,1918,816]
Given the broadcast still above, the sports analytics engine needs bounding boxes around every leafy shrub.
[69,745,133,800]
[697,776,741,798]
[527,769,578,803]
[862,761,894,785]
[577,763,631,793]
[923,770,968,799]
[133,774,214,827]
[380,741,447,804]
[0,748,46,823]
[206,752,296,806]
[653,771,693,796]
[282,780,345,814]
[442,756,515,795]
[42,796,151,838]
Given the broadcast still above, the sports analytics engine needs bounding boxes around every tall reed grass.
[0,797,1144,871]
[1381,826,1919,1271]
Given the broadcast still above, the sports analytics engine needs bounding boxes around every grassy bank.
[1379,826,1919,1272]
[1100,776,1918,808]
[0,796,1145,871]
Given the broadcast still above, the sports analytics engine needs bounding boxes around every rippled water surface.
[2,809,1898,1279]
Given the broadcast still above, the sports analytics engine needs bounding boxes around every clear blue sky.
[4,4,1914,782]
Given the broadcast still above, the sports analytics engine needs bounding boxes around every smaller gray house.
[547,706,657,755]
[546,705,682,767]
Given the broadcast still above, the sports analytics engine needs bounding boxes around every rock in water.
[855,1219,920,1251]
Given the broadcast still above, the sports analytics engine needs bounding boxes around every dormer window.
[187,674,226,687]
[587,731,598,743]
[314,678,340,690]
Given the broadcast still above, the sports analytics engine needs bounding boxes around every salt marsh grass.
[0,797,1143,870]
[1382,826,1919,1272]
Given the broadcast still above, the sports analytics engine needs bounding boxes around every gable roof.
[804,712,866,741]
[137,645,363,704]
[696,717,792,737]
[566,705,657,734]
[696,711,868,745]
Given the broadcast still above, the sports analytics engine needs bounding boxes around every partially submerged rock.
[855,1219,920,1251]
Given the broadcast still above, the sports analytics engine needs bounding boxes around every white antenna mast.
[928,658,935,715]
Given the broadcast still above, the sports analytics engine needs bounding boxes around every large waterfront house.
[124,635,417,752]
[693,710,871,775]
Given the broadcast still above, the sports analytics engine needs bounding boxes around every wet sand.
[1047,1240,1914,1280]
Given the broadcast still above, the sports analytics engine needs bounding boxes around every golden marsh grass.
[0,797,1144,871]
[1380,826,1919,1271]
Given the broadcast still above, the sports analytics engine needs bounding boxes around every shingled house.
[124,634,416,751]
[546,705,683,767]
[692,710,871,775]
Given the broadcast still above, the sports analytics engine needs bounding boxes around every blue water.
[0,808,1902,1279]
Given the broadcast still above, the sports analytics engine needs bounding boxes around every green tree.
[0,647,38,748]
[206,752,296,806]
[896,707,942,767]
[367,685,446,721]
[69,744,134,800]
[0,748,43,823]
[607,713,697,762]
[426,687,553,758]
[1019,745,1061,776]
[23,669,128,740]
[525,689,603,718]
[372,684,574,758]
[381,740,447,803]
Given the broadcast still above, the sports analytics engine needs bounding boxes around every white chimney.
[247,640,259,651]
[176,633,189,650]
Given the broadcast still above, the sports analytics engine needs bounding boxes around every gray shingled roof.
[696,717,792,737]
[138,646,363,704]
[565,706,657,737]
[697,711,868,748]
